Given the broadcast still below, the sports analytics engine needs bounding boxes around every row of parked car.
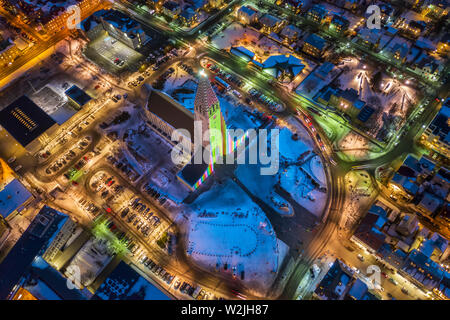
[248,88,284,112]
[140,256,175,285]
[143,183,167,206]
[120,196,161,237]
[78,198,100,216]
[106,154,140,182]
[206,63,244,88]
[179,63,194,76]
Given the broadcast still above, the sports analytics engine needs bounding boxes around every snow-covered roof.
[259,13,281,28]
[238,5,258,17]
[280,24,301,40]
[428,105,450,144]
[419,192,443,213]
[146,89,195,140]
[230,46,255,61]
[98,9,142,38]
[304,33,326,50]
[261,54,305,79]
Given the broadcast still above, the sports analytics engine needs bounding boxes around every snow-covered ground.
[186,179,288,296]
[336,131,382,161]
[332,56,420,138]
[236,120,328,219]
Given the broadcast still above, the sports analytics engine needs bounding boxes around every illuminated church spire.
[194,72,227,161]
[194,73,220,116]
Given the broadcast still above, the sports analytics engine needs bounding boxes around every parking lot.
[87,170,168,242]
[86,34,143,73]
[43,135,93,176]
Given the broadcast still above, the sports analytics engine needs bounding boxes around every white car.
[7,156,16,164]
[14,165,22,172]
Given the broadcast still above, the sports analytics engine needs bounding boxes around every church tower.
[194,74,228,163]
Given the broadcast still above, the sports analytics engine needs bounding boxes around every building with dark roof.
[260,54,305,82]
[307,4,327,24]
[65,85,92,110]
[302,33,326,58]
[351,208,387,254]
[93,261,171,300]
[377,243,408,270]
[280,0,311,14]
[145,88,194,151]
[357,105,375,123]
[12,256,87,300]
[145,77,230,191]
[0,95,58,151]
[329,87,366,119]
[83,9,148,49]
[179,7,198,26]
[237,5,259,25]
[0,206,73,299]
[230,46,256,62]
[314,259,355,300]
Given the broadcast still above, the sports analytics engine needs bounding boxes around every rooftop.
[65,85,92,108]
[146,89,195,141]
[0,95,57,147]
[93,261,171,300]
[0,206,70,299]
[304,33,326,50]
[0,179,32,219]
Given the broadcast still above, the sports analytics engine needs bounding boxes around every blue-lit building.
[0,179,33,221]
[260,54,305,82]
[65,85,92,110]
[230,46,255,62]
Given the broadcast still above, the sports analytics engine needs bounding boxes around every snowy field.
[336,131,382,161]
[186,179,288,296]
[236,119,328,219]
